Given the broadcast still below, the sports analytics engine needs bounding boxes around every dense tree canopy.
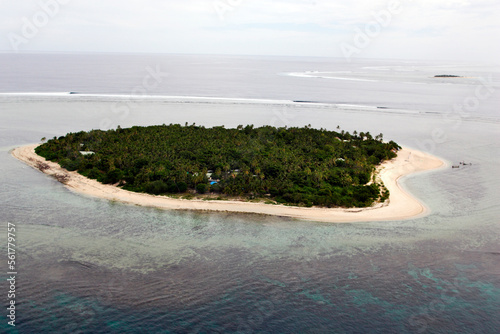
[35,124,400,208]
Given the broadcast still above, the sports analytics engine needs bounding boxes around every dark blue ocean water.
[0,53,499,333]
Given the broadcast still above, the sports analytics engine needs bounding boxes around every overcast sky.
[1,0,499,63]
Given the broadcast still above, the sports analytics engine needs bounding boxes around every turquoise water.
[0,54,499,333]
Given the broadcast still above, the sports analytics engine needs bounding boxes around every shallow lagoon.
[1,55,499,333]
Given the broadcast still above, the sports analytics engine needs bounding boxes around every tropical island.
[434,74,462,78]
[33,124,401,208]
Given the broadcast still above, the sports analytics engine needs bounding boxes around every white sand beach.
[12,144,445,223]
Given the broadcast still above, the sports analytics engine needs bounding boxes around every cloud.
[0,0,498,62]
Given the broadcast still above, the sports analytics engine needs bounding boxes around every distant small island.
[34,124,401,208]
[434,75,462,78]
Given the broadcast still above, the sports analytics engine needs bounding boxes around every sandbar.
[12,144,445,223]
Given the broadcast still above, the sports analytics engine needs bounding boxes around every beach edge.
[11,144,445,223]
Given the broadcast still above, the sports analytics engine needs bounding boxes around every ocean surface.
[0,53,499,333]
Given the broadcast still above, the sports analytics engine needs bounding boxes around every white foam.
[0,92,314,106]
[362,66,418,72]
[0,92,73,96]
[285,72,379,82]
[0,92,424,115]
[336,104,378,110]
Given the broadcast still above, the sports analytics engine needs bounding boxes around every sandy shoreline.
[11,144,445,223]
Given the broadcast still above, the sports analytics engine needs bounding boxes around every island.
[434,75,462,78]
[12,124,445,222]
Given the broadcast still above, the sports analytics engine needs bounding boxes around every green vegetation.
[35,124,400,208]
